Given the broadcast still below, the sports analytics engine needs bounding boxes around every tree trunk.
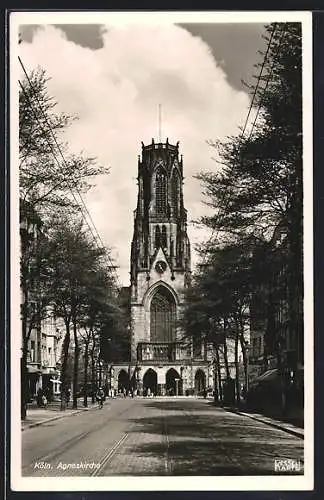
[60,322,71,410]
[234,324,240,405]
[72,315,79,409]
[215,345,223,402]
[21,346,29,420]
[213,364,219,404]
[91,332,96,404]
[83,341,89,408]
[239,313,249,393]
[20,282,32,420]
[223,319,230,381]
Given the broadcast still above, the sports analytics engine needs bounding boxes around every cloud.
[19,23,251,285]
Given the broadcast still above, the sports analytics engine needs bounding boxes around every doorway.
[194,369,206,395]
[118,369,129,392]
[143,368,158,395]
[165,368,181,396]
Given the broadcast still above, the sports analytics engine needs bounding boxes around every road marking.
[161,407,172,475]
[91,433,129,476]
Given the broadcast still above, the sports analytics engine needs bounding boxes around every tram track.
[90,433,129,476]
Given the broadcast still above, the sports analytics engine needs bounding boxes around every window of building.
[193,334,202,358]
[30,340,35,362]
[171,170,180,216]
[150,287,176,342]
[161,225,167,248]
[155,225,161,248]
[155,168,167,214]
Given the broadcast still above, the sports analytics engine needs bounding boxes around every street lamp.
[175,378,180,397]
[135,362,140,396]
[180,366,184,396]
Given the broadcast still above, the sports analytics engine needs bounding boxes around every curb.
[224,407,304,439]
[21,404,99,431]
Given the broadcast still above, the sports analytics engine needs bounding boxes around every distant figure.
[66,388,71,406]
[96,387,105,409]
[36,388,47,407]
[147,387,151,397]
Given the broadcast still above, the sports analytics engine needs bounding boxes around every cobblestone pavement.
[22,398,304,476]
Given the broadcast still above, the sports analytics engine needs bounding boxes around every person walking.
[96,387,105,409]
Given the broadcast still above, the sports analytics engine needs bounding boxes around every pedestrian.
[96,387,105,409]
[66,388,71,407]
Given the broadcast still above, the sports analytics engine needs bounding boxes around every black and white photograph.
[10,10,313,491]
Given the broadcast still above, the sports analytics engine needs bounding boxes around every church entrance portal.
[118,369,129,393]
[194,369,206,395]
[143,369,157,396]
[165,368,181,396]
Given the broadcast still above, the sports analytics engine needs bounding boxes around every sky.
[18,17,266,286]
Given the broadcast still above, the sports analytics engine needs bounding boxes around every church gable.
[150,247,171,278]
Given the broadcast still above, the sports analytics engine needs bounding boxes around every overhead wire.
[247,24,288,141]
[18,56,121,290]
[200,23,283,267]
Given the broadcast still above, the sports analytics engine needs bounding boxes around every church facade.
[123,139,212,396]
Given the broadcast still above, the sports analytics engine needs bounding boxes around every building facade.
[20,200,62,401]
[116,138,211,396]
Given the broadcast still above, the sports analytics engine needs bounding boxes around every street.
[22,398,304,476]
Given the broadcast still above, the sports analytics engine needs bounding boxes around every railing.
[137,342,192,362]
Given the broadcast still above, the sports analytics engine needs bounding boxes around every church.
[112,139,212,396]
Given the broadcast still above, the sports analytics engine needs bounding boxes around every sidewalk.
[223,406,304,439]
[21,400,102,431]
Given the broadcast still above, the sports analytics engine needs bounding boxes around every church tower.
[128,139,210,396]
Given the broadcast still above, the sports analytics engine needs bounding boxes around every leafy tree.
[19,66,111,416]
[20,200,53,418]
[19,68,109,214]
[184,243,254,402]
[45,216,117,409]
[194,23,303,391]
[198,23,302,244]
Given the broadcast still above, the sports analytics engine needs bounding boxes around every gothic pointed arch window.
[150,286,176,342]
[171,170,180,216]
[155,167,167,215]
[155,225,161,248]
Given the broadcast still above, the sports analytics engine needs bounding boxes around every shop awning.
[256,368,279,382]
